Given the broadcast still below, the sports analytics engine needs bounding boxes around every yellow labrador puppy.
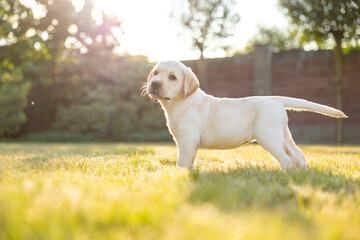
[146,60,347,170]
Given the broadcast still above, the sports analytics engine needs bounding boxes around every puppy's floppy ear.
[182,67,200,99]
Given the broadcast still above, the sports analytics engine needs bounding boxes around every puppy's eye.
[169,74,177,81]
[154,70,159,75]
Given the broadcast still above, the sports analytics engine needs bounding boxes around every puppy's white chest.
[167,110,202,140]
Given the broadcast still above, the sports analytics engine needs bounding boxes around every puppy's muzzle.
[151,81,162,90]
[148,80,170,100]
[149,80,162,94]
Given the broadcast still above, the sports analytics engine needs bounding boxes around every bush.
[19,131,97,142]
[127,130,172,142]
[0,69,30,138]
[51,55,168,141]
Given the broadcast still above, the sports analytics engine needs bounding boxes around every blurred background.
[0,0,359,143]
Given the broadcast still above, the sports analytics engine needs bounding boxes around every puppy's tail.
[271,96,347,118]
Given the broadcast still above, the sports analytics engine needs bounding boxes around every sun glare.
[22,0,289,61]
[90,0,195,61]
[89,0,288,61]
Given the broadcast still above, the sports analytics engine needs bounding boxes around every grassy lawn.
[0,143,359,239]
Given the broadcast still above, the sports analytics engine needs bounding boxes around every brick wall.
[183,46,360,143]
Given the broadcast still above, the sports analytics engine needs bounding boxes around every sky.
[91,0,289,61]
[23,0,290,61]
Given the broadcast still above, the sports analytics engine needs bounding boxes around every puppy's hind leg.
[285,127,308,169]
[255,127,296,170]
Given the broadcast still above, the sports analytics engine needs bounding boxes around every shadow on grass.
[188,167,360,212]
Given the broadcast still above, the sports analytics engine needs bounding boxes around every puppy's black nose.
[151,81,162,89]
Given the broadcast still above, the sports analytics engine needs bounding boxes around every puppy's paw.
[176,161,193,170]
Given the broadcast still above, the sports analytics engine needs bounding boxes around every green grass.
[0,143,359,240]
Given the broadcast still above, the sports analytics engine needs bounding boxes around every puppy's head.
[146,60,199,101]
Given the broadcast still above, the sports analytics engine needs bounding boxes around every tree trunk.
[333,31,344,144]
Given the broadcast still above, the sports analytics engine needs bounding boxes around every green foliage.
[1,0,167,141]
[0,143,360,239]
[239,26,302,54]
[0,0,42,137]
[279,0,360,50]
[21,0,122,133]
[243,0,360,53]
[51,55,169,141]
[0,69,31,137]
[19,131,97,142]
[127,130,172,142]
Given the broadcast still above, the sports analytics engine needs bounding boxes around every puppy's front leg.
[176,138,198,169]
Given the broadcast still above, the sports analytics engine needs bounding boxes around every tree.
[21,0,121,133]
[0,0,41,137]
[279,0,360,144]
[0,0,167,141]
[178,0,240,88]
[241,26,302,53]
[0,70,30,138]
